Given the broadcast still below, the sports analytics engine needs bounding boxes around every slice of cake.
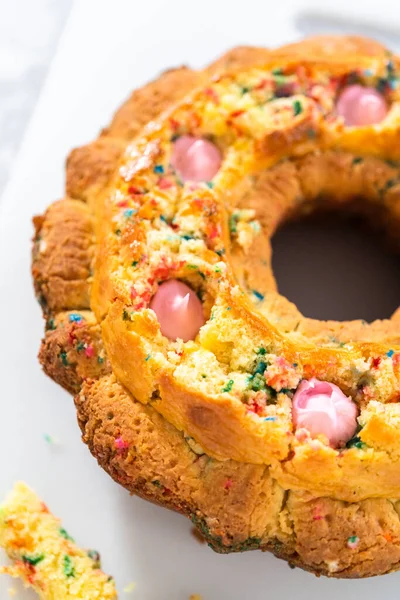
[0,482,117,599]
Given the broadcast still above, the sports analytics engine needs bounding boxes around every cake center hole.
[271,214,400,322]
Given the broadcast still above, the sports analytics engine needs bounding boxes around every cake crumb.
[43,433,60,446]
[123,581,137,593]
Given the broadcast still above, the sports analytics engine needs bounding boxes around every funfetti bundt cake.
[32,35,400,578]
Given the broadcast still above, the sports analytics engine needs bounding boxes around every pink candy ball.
[292,378,358,448]
[150,280,205,342]
[171,135,221,182]
[336,84,388,127]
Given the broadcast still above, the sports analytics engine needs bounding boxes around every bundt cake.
[32,35,400,578]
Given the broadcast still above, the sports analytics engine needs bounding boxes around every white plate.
[1,0,400,598]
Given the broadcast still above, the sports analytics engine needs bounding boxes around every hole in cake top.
[272,211,400,322]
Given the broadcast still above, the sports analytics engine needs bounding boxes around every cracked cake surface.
[31,35,400,578]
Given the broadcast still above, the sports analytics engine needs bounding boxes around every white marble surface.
[0,0,72,195]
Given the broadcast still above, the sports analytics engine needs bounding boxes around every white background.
[0,0,71,194]
[1,0,400,598]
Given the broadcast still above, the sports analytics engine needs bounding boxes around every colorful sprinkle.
[158,177,173,190]
[387,349,395,358]
[247,366,268,393]
[87,549,101,568]
[229,214,238,233]
[312,505,323,521]
[372,356,382,369]
[63,554,75,578]
[252,290,264,301]
[59,351,69,367]
[128,185,143,195]
[224,479,233,490]
[43,433,59,445]
[264,416,277,422]
[22,554,45,566]
[221,379,234,393]
[293,99,303,115]
[68,313,82,323]
[85,345,95,358]
[46,318,56,330]
[115,437,129,451]
[59,527,74,542]
[230,109,245,119]
[153,164,164,174]
[204,87,220,104]
[347,535,359,549]
[254,361,267,376]
[345,435,366,450]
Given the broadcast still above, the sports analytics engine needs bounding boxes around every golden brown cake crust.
[32,199,94,312]
[276,34,388,59]
[75,374,400,578]
[32,37,400,578]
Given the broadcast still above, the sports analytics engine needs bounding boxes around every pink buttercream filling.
[150,279,205,342]
[292,378,358,447]
[171,135,221,182]
[336,84,388,126]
